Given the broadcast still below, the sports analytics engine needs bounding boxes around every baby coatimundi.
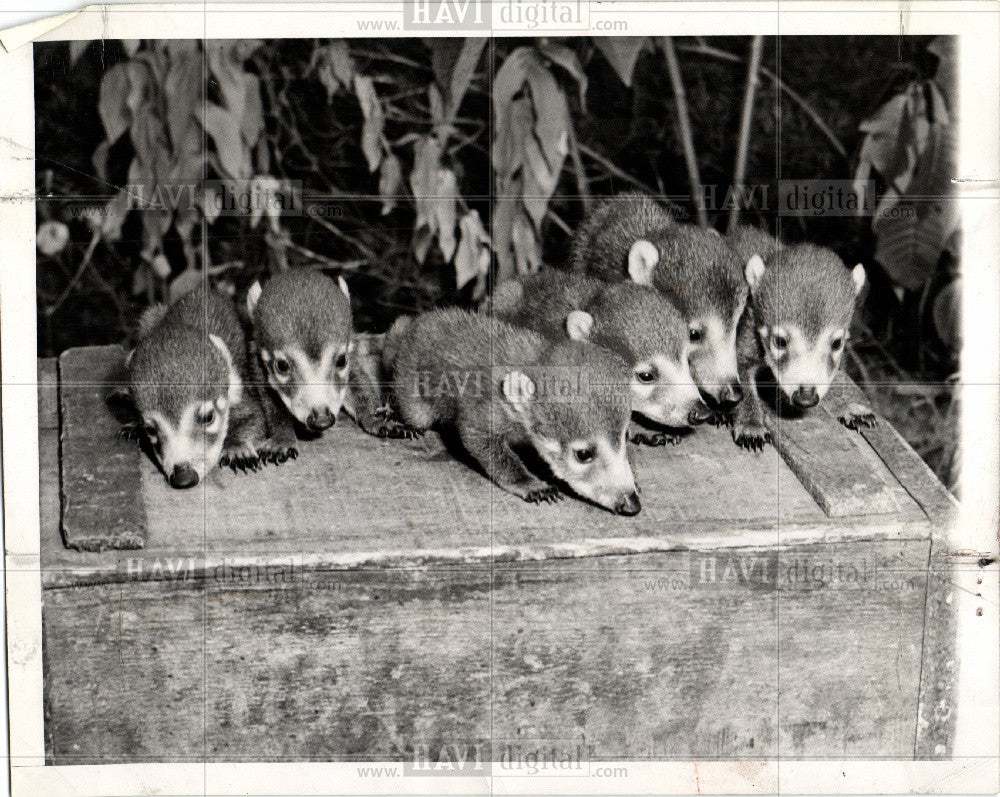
[383,308,642,515]
[571,192,748,412]
[727,224,875,450]
[491,268,710,444]
[123,282,295,489]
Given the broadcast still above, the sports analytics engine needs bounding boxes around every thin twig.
[44,230,100,317]
[660,37,708,226]
[546,208,573,236]
[577,144,656,195]
[728,36,765,233]
[676,41,848,159]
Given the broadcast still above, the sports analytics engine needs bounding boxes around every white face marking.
[631,353,702,427]
[760,323,847,402]
[144,400,230,482]
[688,315,740,401]
[208,333,242,406]
[265,343,350,425]
[535,434,637,512]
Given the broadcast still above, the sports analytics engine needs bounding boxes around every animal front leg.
[627,419,681,447]
[464,433,562,504]
[220,399,266,473]
[732,367,771,452]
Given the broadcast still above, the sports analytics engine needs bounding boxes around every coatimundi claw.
[628,430,680,447]
[524,486,563,504]
[839,404,878,431]
[733,424,771,452]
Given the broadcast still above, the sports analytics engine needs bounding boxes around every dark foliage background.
[33,36,959,487]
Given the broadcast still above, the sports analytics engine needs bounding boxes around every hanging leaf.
[169,268,205,303]
[164,50,203,153]
[932,278,961,352]
[511,209,541,275]
[448,38,486,121]
[593,37,650,87]
[121,40,142,57]
[538,42,587,109]
[197,102,252,180]
[454,210,491,291]
[433,168,459,261]
[525,57,570,172]
[97,64,131,143]
[491,190,520,283]
[378,153,403,215]
[354,75,385,172]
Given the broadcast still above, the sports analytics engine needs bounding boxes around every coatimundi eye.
[142,421,158,439]
[573,446,596,464]
[771,334,788,351]
[197,407,216,426]
[635,368,657,384]
[830,336,844,352]
[688,326,703,343]
[273,357,290,376]
[335,353,348,371]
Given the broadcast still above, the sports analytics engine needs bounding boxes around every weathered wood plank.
[39,360,60,560]
[762,390,900,518]
[59,346,148,550]
[826,377,958,529]
[40,347,938,582]
[43,541,929,763]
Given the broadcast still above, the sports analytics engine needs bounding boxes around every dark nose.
[688,401,715,425]
[717,381,743,408]
[614,492,642,517]
[792,386,820,409]
[169,464,199,489]
[306,407,335,432]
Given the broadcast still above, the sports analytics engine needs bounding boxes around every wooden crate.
[38,346,958,764]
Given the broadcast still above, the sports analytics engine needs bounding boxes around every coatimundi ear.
[500,370,536,419]
[209,333,243,405]
[338,276,351,302]
[246,281,263,317]
[565,310,595,342]
[851,264,866,296]
[124,348,135,369]
[627,240,659,286]
[745,254,766,292]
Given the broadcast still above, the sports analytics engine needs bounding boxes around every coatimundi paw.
[839,403,878,431]
[523,486,563,504]
[374,420,424,440]
[703,409,733,428]
[628,430,681,447]
[220,443,261,473]
[256,436,298,465]
[732,422,771,452]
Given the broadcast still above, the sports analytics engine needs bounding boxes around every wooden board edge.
[41,518,933,590]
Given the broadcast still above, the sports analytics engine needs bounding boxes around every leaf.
[169,268,205,303]
[121,40,141,57]
[378,153,403,215]
[197,102,252,180]
[491,189,520,283]
[329,40,355,86]
[409,136,444,230]
[354,74,385,172]
[429,84,446,127]
[164,50,204,154]
[241,71,264,147]
[857,92,910,184]
[454,210,490,290]
[525,58,570,172]
[448,38,486,121]
[97,63,131,143]
[433,169,459,260]
[493,96,533,180]
[101,189,133,242]
[932,278,961,351]
[521,136,559,230]
[492,47,532,123]
[69,41,90,66]
[538,42,587,109]
[928,37,957,103]
[511,209,541,275]
[593,37,649,87]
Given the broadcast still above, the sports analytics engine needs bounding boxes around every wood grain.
[41,347,935,584]
[43,541,929,764]
[58,346,148,550]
